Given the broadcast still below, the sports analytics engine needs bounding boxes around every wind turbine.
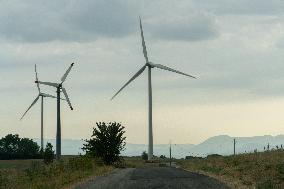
[20,64,57,151]
[35,63,74,159]
[111,18,196,160]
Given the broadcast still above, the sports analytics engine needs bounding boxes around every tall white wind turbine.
[111,18,196,160]
[20,64,58,150]
[35,63,74,159]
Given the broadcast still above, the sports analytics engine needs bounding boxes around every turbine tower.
[111,18,196,160]
[35,63,74,159]
[20,64,57,150]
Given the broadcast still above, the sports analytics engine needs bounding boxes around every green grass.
[0,159,41,169]
[0,156,113,189]
[178,150,284,189]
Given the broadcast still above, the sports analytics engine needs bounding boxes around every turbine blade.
[36,81,59,88]
[61,63,74,83]
[151,63,196,79]
[139,17,149,63]
[20,95,40,120]
[41,93,56,99]
[41,93,65,100]
[62,87,73,110]
[35,64,40,93]
[111,65,146,100]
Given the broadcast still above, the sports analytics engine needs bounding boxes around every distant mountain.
[33,135,284,159]
[120,143,195,158]
[188,135,284,157]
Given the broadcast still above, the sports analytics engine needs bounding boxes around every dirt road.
[75,167,230,189]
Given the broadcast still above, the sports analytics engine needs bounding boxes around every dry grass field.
[178,150,284,189]
[0,156,113,189]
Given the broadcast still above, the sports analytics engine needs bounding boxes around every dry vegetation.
[0,156,113,189]
[178,150,284,189]
[122,157,145,168]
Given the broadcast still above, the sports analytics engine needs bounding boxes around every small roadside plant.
[83,122,126,165]
[141,151,148,161]
[43,143,55,164]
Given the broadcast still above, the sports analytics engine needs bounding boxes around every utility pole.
[233,139,236,156]
[169,140,172,167]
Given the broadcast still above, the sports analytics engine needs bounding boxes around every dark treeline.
[0,134,41,159]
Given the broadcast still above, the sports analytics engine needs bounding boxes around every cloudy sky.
[1,0,284,144]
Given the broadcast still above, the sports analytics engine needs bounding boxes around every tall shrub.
[83,122,126,164]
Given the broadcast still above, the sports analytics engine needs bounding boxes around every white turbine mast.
[111,17,196,160]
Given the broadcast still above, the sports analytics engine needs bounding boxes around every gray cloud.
[148,14,218,41]
[192,0,284,15]
[0,0,137,42]
[0,0,219,43]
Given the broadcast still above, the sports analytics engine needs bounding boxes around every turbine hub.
[146,62,154,68]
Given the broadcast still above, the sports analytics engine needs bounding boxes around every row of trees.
[0,134,54,163]
[1,122,126,165]
[0,134,41,159]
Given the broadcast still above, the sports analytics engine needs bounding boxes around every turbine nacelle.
[35,63,75,111]
[146,62,154,68]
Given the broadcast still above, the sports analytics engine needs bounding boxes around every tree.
[0,134,40,159]
[18,138,41,158]
[160,155,166,159]
[43,143,54,164]
[83,122,126,165]
[141,151,148,161]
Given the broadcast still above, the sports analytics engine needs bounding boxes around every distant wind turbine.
[111,18,196,160]
[20,64,58,151]
[35,63,74,159]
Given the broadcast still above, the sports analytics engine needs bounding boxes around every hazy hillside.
[34,135,284,158]
[33,139,85,155]
[121,143,195,158]
[188,135,284,157]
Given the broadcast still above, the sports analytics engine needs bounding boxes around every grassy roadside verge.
[123,157,146,168]
[177,150,284,189]
[0,156,113,189]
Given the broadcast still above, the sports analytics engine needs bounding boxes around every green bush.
[201,165,223,174]
[0,170,9,188]
[67,157,93,171]
[43,143,54,164]
[25,161,44,181]
[141,151,148,161]
[256,179,276,189]
[276,163,284,174]
[83,122,126,165]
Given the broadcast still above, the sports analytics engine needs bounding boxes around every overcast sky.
[1,0,284,144]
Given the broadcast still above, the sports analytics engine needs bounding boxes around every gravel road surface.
[75,167,230,189]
